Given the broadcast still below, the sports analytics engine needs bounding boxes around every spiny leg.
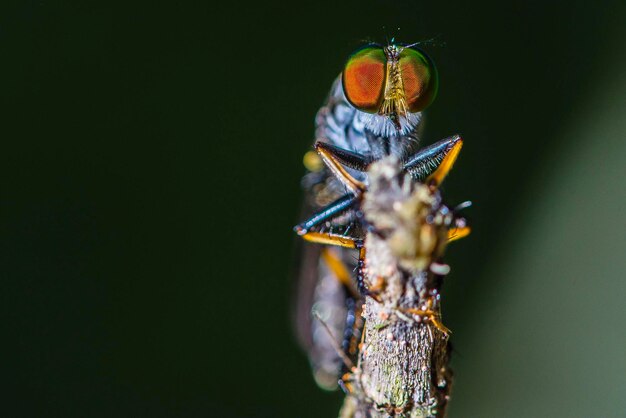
[355,243,370,298]
[314,141,367,194]
[426,136,463,187]
[341,295,360,359]
[346,299,364,358]
[299,231,361,249]
[344,257,368,371]
[403,135,463,184]
[314,141,373,172]
[294,193,357,235]
[296,141,371,235]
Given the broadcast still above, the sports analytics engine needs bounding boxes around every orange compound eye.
[342,46,387,113]
[399,48,438,113]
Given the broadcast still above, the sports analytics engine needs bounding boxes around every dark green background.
[3,1,625,417]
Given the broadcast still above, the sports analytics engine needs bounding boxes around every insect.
[293,41,465,393]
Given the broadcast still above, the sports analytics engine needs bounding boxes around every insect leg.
[447,226,471,242]
[320,248,359,298]
[426,136,463,187]
[299,231,372,294]
[354,243,368,296]
[403,135,463,184]
[294,193,357,235]
[299,231,361,249]
[341,295,362,360]
[314,142,366,194]
[448,209,471,242]
[314,141,373,172]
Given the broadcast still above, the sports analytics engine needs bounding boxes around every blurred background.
[2,0,625,417]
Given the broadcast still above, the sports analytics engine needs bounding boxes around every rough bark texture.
[339,158,453,418]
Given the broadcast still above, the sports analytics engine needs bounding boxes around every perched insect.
[293,41,463,391]
[297,139,470,417]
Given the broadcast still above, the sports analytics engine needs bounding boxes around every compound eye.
[342,46,387,113]
[399,48,438,113]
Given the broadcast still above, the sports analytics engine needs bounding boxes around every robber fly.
[293,41,464,391]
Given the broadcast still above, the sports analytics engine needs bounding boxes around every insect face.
[342,43,438,134]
